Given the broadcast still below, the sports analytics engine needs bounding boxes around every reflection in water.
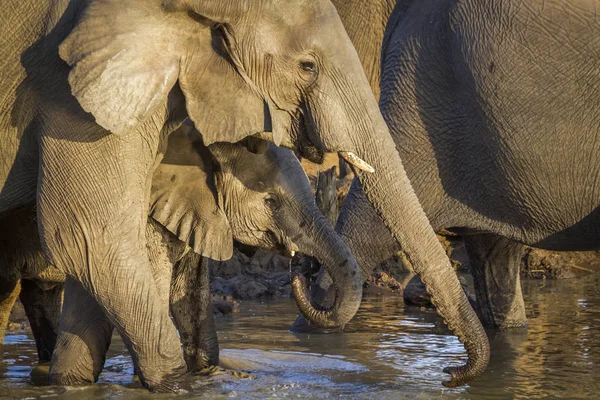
[2,276,600,398]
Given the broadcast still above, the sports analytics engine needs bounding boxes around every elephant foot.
[29,362,51,386]
[477,287,528,329]
[466,234,528,330]
[482,306,528,330]
[49,371,95,387]
[143,367,191,394]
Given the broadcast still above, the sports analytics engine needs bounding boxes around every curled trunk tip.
[421,269,490,387]
[291,273,357,329]
[441,334,490,387]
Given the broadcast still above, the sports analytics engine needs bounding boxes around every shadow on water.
[3,276,600,398]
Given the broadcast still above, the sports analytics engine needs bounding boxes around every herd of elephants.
[0,0,598,394]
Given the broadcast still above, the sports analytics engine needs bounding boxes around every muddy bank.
[519,248,600,279]
[210,248,293,303]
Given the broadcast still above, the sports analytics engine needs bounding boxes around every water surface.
[2,276,600,399]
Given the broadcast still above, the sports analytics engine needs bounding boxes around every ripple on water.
[3,276,600,398]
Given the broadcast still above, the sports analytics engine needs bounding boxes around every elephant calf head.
[151,123,362,327]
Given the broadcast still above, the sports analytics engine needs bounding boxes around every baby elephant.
[0,124,358,386]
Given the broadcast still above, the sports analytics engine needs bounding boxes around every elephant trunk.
[307,28,489,380]
[291,213,362,329]
[346,110,490,385]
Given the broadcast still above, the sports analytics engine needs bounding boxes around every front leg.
[464,234,527,329]
[38,118,187,392]
[170,253,219,370]
[49,277,113,384]
[146,220,219,370]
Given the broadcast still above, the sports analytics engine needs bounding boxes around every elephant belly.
[443,0,600,249]
[525,206,600,251]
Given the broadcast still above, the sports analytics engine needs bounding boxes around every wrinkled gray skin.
[0,0,483,391]
[0,126,349,381]
[0,209,215,378]
[300,0,600,387]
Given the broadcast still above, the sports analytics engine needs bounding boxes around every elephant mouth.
[294,132,324,164]
[296,140,324,164]
[262,231,300,260]
[291,109,325,164]
[248,229,290,256]
[293,107,373,172]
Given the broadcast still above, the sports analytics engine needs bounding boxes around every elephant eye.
[264,194,281,211]
[299,60,317,74]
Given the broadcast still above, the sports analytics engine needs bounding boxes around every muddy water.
[2,276,600,399]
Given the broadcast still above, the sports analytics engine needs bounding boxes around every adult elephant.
[0,126,357,382]
[0,0,485,391]
[300,0,600,386]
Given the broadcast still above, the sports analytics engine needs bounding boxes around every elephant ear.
[58,1,185,134]
[178,25,268,146]
[59,0,269,142]
[150,124,233,260]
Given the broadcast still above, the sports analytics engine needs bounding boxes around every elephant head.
[59,0,372,160]
[151,123,361,326]
[60,0,487,379]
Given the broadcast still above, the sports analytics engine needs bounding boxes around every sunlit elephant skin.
[1,0,485,390]
[150,125,364,374]
[0,208,217,381]
[0,206,214,381]
[299,0,599,387]
[0,125,353,383]
[296,0,490,387]
[330,0,397,100]
[1,0,371,391]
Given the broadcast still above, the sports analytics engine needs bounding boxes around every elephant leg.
[170,253,218,371]
[142,220,187,377]
[45,262,186,391]
[38,125,187,392]
[464,234,527,329]
[19,279,64,363]
[0,279,21,358]
[49,277,113,385]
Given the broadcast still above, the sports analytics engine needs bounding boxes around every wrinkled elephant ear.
[167,0,291,147]
[150,124,233,260]
[177,26,268,147]
[58,1,182,134]
[59,0,269,144]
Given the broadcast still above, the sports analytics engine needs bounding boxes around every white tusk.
[290,250,296,257]
[339,152,375,173]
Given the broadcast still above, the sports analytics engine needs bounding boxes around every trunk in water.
[291,213,362,329]
[305,26,490,381]
[347,113,490,386]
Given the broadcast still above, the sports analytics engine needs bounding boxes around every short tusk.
[339,152,375,173]
[290,250,296,257]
